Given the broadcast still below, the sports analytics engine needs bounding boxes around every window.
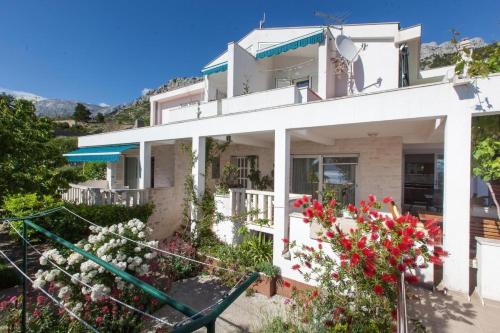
[211,155,220,179]
[322,156,358,206]
[293,77,311,88]
[291,155,358,206]
[231,156,258,188]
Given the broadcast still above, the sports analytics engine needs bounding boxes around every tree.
[73,102,91,123]
[0,95,81,204]
[96,112,105,123]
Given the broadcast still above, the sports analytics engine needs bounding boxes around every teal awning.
[256,30,325,59]
[201,62,228,76]
[64,144,138,163]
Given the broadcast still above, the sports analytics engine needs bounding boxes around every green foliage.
[109,100,150,125]
[238,227,273,264]
[96,112,105,123]
[0,260,20,289]
[216,162,240,194]
[73,103,91,123]
[255,261,280,278]
[472,137,500,181]
[2,193,153,243]
[0,95,82,204]
[80,162,107,181]
[247,155,273,190]
[472,115,500,182]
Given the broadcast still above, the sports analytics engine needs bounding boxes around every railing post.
[21,220,27,333]
[397,272,408,333]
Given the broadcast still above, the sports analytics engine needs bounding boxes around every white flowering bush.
[28,219,163,331]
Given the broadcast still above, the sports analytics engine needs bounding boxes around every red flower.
[133,295,140,302]
[292,264,301,270]
[390,247,400,257]
[373,284,384,296]
[281,237,289,244]
[95,316,104,325]
[415,230,425,239]
[311,290,318,298]
[302,195,309,203]
[388,256,398,267]
[383,196,393,203]
[331,272,339,280]
[385,219,395,229]
[363,261,376,278]
[325,230,334,238]
[284,281,291,288]
[293,199,303,208]
[397,263,406,272]
[405,274,420,284]
[368,194,376,202]
[357,236,367,249]
[328,199,336,207]
[303,218,311,223]
[403,227,415,237]
[350,253,360,267]
[429,255,443,265]
[382,273,397,283]
[341,238,352,251]
[371,232,379,241]
[362,247,375,258]
[357,216,364,224]
[305,261,312,269]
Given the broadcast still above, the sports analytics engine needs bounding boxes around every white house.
[63,22,500,297]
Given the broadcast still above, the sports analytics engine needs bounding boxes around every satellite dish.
[335,35,360,62]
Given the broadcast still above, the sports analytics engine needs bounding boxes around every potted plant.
[252,262,280,297]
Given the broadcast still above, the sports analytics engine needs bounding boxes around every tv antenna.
[314,10,350,31]
[259,12,266,29]
[335,35,367,94]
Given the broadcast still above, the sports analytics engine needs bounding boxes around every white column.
[442,111,472,294]
[138,141,151,189]
[317,32,334,100]
[191,136,206,232]
[106,162,115,189]
[227,42,235,98]
[273,128,291,266]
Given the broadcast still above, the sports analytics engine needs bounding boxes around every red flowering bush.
[285,195,447,332]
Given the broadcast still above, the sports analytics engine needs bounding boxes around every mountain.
[420,37,486,59]
[0,87,45,102]
[420,37,487,70]
[34,99,113,118]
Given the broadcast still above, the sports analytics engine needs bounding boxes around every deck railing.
[229,188,307,226]
[62,184,149,207]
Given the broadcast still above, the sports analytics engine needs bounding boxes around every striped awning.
[201,62,228,76]
[256,30,325,59]
[64,144,138,163]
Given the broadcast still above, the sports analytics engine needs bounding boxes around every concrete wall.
[230,42,271,97]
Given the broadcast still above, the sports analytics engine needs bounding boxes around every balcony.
[160,85,319,125]
[214,188,309,235]
[61,183,150,207]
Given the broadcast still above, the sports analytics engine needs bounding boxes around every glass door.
[322,156,358,206]
[291,156,320,198]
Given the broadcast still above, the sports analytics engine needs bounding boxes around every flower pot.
[251,273,277,297]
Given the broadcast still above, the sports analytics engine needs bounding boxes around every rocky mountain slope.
[420,37,487,69]
[34,99,113,118]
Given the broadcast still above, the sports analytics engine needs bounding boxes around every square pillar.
[139,141,151,190]
[106,162,115,189]
[442,112,472,294]
[318,32,334,99]
[191,136,206,232]
[273,128,291,265]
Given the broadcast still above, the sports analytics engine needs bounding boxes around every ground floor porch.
[63,116,500,300]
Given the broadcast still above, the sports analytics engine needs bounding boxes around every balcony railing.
[227,188,309,227]
[61,184,150,207]
[159,85,321,125]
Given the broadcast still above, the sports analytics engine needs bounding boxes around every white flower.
[134,247,141,253]
[68,253,83,265]
[138,231,145,238]
[90,284,110,302]
[39,256,48,266]
[71,273,80,284]
[72,302,83,313]
[84,244,91,251]
[58,286,71,299]
[33,278,46,289]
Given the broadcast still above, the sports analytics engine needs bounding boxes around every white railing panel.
[62,184,149,207]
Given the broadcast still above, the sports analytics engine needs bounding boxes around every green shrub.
[3,193,153,243]
[0,260,20,289]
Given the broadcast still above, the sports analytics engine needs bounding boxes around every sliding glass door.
[291,157,319,198]
[322,156,357,206]
[291,155,358,205]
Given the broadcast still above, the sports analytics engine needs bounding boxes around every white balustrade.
[227,188,309,226]
[61,184,150,207]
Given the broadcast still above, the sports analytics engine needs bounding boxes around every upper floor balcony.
[155,84,321,125]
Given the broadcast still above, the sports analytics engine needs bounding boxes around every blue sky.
[1,0,498,105]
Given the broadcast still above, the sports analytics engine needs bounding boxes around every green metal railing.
[15,217,257,333]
